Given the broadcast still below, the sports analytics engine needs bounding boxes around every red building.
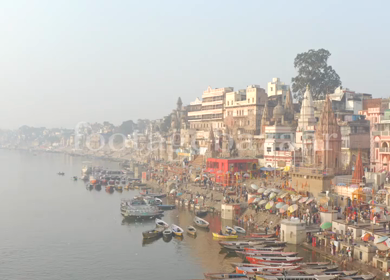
[206,158,259,186]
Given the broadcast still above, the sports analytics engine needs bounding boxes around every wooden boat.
[195,210,208,217]
[233,226,246,234]
[163,229,172,238]
[204,272,247,279]
[142,227,164,239]
[250,233,276,238]
[340,276,376,280]
[223,245,284,252]
[187,226,197,236]
[155,218,169,228]
[157,205,176,210]
[194,216,210,228]
[236,251,298,258]
[116,185,123,191]
[236,265,300,275]
[247,256,303,264]
[171,224,184,237]
[226,226,237,235]
[230,262,294,268]
[255,275,338,280]
[219,240,264,247]
[323,271,358,276]
[212,232,238,239]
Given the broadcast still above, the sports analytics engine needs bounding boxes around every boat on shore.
[193,216,210,228]
[155,218,169,228]
[250,233,276,238]
[236,251,298,258]
[222,245,284,252]
[204,272,247,279]
[247,256,303,264]
[142,227,164,239]
[195,209,208,217]
[219,240,264,247]
[171,224,184,237]
[255,275,339,280]
[187,226,197,236]
[212,232,238,239]
[236,265,300,275]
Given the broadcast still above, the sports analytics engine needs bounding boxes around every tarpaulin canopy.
[376,243,390,251]
[260,167,276,171]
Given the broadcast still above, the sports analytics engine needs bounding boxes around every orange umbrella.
[362,233,372,242]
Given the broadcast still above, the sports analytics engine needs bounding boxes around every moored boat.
[225,226,237,235]
[222,245,284,252]
[233,226,246,234]
[163,229,172,238]
[236,265,300,275]
[254,275,338,280]
[204,272,247,279]
[142,227,164,239]
[187,226,197,236]
[250,233,276,238]
[247,256,303,264]
[219,240,264,247]
[171,224,184,237]
[157,205,176,210]
[155,218,169,228]
[194,216,210,228]
[236,251,298,258]
[212,232,238,239]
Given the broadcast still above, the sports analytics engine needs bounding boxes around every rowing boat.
[194,216,210,228]
[171,224,184,237]
[212,232,238,239]
[187,226,197,236]
[247,256,303,264]
[155,218,169,228]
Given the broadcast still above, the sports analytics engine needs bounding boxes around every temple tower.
[314,95,342,172]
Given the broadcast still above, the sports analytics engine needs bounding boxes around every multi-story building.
[359,98,390,172]
[371,109,390,172]
[339,117,370,171]
[187,86,233,154]
[188,86,233,131]
[224,85,267,135]
[267,78,289,102]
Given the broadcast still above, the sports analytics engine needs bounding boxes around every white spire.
[297,85,316,131]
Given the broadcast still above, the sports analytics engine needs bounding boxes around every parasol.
[269,192,276,199]
[243,173,250,178]
[378,189,388,195]
[291,195,301,202]
[349,184,359,189]
[194,177,201,182]
[375,236,389,244]
[264,189,271,196]
[362,187,372,193]
[362,233,372,242]
[271,188,281,193]
[372,206,382,213]
[276,202,285,209]
[251,184,259,191]
[306,198,314,205]
[299,197,308,203]
[319,197,330,205]
[368,200,378,205]
[320,222,332,230]
[288,204,298,213]
[279,204,289,213]
[279,192,289,199]
[258,199,268,206]
[257,188,265,194]
[376,243,390,251]
[225,171,231,175]
[234,172,240,176]
[265,201,274,210]
[337,183,346,186]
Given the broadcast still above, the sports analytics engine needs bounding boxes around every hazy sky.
[1,0,389,129]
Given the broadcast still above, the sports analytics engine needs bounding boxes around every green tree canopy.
[291,49,341,101]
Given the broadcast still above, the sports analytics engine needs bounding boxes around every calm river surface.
[0,149,325,280]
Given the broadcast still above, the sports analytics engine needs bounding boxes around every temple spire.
[285,88,293,112]
[261,101,269,134]
[352,150,364,184]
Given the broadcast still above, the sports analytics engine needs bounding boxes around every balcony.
[380,148,390,153]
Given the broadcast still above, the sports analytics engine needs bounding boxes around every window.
[248,99,250,103]
[270,87,273,91]
[252,98,254,103]
[267,147,272,152]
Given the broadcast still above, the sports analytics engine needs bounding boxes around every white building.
[267,78,289,101]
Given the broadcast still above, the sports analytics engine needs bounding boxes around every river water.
[0,149,326,280]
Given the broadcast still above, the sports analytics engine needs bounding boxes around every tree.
[291,49,341,101]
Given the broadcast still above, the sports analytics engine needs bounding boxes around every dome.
[273,99,285,118]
